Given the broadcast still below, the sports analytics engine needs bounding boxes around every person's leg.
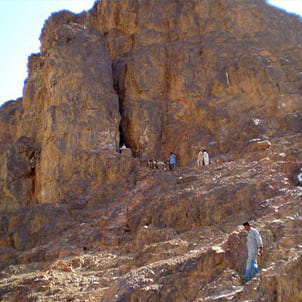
[245,255,258,282]
[244,255,256,282]
[245,256,253,282]
[251,258,259,279]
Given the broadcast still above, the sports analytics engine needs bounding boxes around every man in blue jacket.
[169,152,176,170]
[243,221,263,282]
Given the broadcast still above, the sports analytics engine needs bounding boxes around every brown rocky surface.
[93,0,302,163]
[0,133,301,301]
[0,0,302,301]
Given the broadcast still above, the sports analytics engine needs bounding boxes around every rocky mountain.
[0,0,301,301]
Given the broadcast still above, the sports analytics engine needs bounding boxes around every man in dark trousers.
[243,221,263,282]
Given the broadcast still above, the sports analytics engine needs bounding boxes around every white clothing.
[247,227,263,256]
[202,151,209,165]
[197,151,210,166]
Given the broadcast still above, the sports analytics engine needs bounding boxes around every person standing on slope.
[169,152,177,170]
[202,149,209,166]
[243,221,263,282]
[197,149,210,167]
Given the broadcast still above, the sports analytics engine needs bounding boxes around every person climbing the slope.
[243,221,263,282]
[169,152,177,170]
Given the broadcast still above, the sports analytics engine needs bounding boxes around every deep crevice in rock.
[112,59,132,153]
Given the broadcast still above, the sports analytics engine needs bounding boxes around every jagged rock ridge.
[0,0,301,301]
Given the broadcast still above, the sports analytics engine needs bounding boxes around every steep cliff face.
[0,0,301,301]
[23,20,122,204]
[0,11,137,208]
[93,0,302,162]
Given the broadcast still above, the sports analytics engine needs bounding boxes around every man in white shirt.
[202,149,209,165]
[243,221,263,282]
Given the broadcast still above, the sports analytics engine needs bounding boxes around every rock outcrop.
[0,0,301,301]
[93,0,302,163]
[1,13,136,208]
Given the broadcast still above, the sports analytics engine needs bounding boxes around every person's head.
[243,221,250,231]
[243,221,251,231]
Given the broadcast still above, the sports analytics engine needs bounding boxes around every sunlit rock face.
[0,1,301,301]
[0,11,135,207]
[92,0,302,163]
[0,101,28,210]
[25,21,122,204]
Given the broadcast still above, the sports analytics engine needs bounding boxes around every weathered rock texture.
[0,0,301,301]
[93,0,302,162]
[0,14,136,208]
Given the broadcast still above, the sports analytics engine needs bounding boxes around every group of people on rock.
[168,149,210,170]
[121,143,211,170]
[136,150,211,171]
[136,149,211,171]
[196,149,210,166]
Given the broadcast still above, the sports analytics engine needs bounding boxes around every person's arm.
[254,229,263,256]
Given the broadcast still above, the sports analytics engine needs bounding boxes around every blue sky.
[0,0,302,107]
[0,0,96,106]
